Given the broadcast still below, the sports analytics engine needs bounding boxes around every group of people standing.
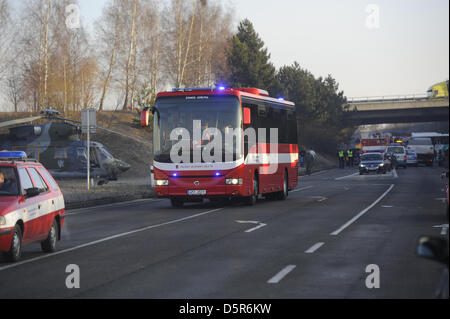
[338,149,355,169]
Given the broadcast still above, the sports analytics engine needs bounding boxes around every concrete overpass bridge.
[345,94,449,125]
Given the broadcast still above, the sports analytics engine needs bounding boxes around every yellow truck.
[427,81,449,99]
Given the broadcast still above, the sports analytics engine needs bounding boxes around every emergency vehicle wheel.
[278,173,288,200]
[4,224,22,262]
[246,177,258,206]
[41,220,58,253]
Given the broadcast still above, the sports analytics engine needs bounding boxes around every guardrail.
[347,94,442,104]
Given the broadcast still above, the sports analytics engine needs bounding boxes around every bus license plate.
[187,190,206,196]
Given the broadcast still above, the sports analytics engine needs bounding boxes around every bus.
[151,87,299,207]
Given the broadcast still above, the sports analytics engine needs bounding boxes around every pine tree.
[226,19,277,92]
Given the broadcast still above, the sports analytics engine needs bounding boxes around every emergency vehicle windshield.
[153,95,242,163]
[0,167,19,196]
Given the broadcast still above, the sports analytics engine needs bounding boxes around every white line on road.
[433,224,449,236]
[330,184,395,236]
[267,265,297,284]
[310,196,327,202]
[335,172,359,181]
[305,242,325,254]
[290,186,313,193]
[392,169,398,179]
[0,208,224,272]
[236,220,267,233]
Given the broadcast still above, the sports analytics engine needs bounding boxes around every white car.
[406,149,418,166]
[386,145,408,169]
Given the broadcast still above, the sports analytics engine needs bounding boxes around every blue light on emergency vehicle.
[0,151,27,159]
[215,172,221,177]
[218,86,226,91]
[172,173,178,177]
[278,97,285,101]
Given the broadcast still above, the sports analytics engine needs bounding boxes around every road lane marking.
[310,196,327,202]
[267,265,296,284]
[335,172,358,181]
[305,242,325,254]
[392,169,398,179]
[433,224,449,236]
[291,186,313,193]
[0,208,224,272]
[236,220,267,233]
[435,198,447,203]
[330,184,395,236]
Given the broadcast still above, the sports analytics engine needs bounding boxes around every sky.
[59,0,450,98]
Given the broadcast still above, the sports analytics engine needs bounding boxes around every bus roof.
[156,87,296,108]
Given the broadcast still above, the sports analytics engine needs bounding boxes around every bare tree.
[5,69,22,112]
[122,0,138,110]
[96,1,122,111]
[19,0,96,112]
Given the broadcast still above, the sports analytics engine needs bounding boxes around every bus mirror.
[244,107,251,125]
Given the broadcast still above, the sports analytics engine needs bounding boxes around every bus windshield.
[154,95,242,163]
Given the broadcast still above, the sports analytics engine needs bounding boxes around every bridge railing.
[347,94,435,104]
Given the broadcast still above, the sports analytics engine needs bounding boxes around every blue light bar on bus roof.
[0,151,27,159]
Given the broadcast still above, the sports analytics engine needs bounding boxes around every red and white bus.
[151,87,299,207]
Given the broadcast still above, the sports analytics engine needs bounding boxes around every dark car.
[359,152,387,175]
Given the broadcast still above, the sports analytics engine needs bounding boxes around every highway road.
[0,166,448,299]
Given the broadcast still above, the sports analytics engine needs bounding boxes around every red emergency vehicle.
[0,151,65,262]
[360,132,390,154]
[151,87,299,207]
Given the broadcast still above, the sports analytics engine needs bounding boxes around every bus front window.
[153,95,242,163]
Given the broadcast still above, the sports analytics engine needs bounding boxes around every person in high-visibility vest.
[338,150,345,169]
[347,149,354,167]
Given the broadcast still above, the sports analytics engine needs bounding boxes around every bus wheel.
[278,173,288,200]
[246,177,259,206]
[171,198,184,208]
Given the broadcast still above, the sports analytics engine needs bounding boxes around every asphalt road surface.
[0,166,448,299]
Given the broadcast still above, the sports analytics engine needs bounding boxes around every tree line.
[226,19,352,152]
[0,0,233,112]
[0,1,350,150]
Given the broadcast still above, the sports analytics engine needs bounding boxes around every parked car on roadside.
[0,151,65,262]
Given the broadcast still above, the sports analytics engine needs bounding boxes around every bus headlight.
[226,178,243,185]
[155,179,169,186]
[0,216,6,226]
